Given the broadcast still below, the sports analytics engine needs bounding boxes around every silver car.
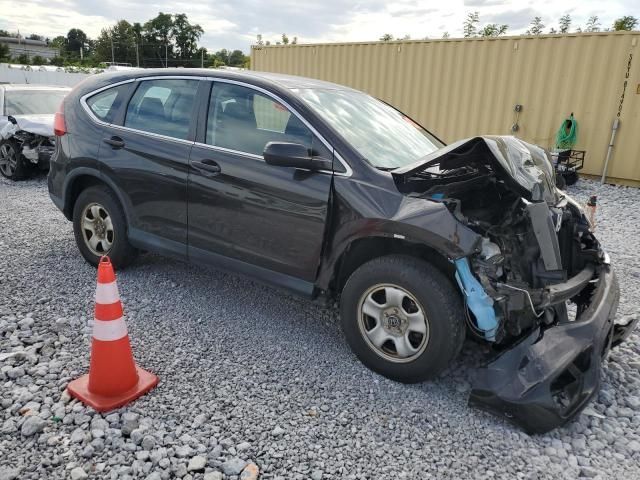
[0,84,70,180]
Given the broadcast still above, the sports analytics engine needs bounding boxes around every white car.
[0,84,71,180]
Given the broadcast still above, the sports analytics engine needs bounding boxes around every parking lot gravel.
[1,174,639,480]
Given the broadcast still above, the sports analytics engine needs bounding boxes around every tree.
[0,43,10,61]
[228,49,245,66]
[50,56,64,66]
[66,28,88,56]
[379,33,394,41]
[613,16,637,31]
[480,24,508,37]
[28,34,44,41]
[585,16,600,32]
[559,14,571,33]
[281,33,289,45]
[50,35,66,55]
[291,36,298,44]
[95,20,137,65]
[464,12,480,37]
[31,55,46,65]
[172,13,203,59]
[526,17,545,35]
[16,54,30,65]
[442,31,450,39]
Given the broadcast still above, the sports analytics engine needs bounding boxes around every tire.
[0,139,29,180]
[555,173,567,190]
[72,185,138,269]
[340,255,465,383]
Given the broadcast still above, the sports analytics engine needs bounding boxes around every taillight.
[53,100,66,136]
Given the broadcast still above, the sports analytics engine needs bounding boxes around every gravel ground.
[1,174,639,480]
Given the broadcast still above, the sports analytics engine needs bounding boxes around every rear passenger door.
[188,81,334,291]
[96,78,199,258]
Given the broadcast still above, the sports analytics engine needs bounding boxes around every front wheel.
[72,186,138,269]
[0,140,29,180]
[340,255,465,383]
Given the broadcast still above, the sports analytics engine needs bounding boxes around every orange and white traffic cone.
[67,256,158,412]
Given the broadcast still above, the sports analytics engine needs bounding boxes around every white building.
[0,37,59,61]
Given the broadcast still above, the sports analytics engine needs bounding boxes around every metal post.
[111,37,115,64]
[80,46,83,61]
[136,43,139,67]
[165,44,168,68]
[600,118,620,184]
[201,49,204,68]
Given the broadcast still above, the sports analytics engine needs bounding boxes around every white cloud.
[0,0,637,51]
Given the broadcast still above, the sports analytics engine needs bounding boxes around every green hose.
[555,113,578,150]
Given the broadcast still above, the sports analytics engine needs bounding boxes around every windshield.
[294,88,443,169]
[4,90,68,116]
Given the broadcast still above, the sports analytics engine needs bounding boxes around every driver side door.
[188,81,334,293]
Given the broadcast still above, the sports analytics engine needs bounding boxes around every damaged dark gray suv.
[48,69,637,433]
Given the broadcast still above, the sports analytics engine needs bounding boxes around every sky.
[0,0,638,53]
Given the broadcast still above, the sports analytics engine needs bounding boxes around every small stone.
[0,467,20,480]
[71,428,86,443]
[221,457,247,476]
[141,435,156,450]
[203,473,223,480]
[145,473,161,480]
[121,419,139,436]
[271,426,285,437]
[236,441,251,452]
[130,428,145,445]
[187,456,207,472]
[70,467,88,480]
[21,416,46,436]
[81,445,95,458]
[240,462,259,480]
[628,440,640,453]
[579,467,601,478]
[311,470,323,480]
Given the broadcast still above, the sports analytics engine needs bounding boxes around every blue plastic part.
[453,258,498,341]
[430,193,445,200]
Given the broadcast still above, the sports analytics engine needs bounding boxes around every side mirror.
[263,142,332,171]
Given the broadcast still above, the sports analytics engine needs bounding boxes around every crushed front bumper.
[469,265,638,434]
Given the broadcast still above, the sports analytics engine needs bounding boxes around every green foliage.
[526,17,545,35]
[31,55,46,65]
[559,14,571,33]
[16,54,30,65]
[281,33,289,45]
[49,56,65,67]
[171,13,203,58]
[613,16,637,31]
[480,24,508,37]
[585,16,601,32]
[0,43,10,61]
[66,28,88,56]
[379,33,394,41]
[463,12,479,37]
[28,34,44,41]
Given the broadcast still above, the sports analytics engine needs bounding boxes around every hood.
[392,136,557,203]
[0,114,55,139]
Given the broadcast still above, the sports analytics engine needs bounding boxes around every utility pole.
[110,37,115,64]
[201,49,204,68]
[165,44,168,68]
[80,46,83,61]
[136,43,139,67]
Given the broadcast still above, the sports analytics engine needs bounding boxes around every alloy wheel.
[0,143,17,177]
[357,284,430,363]
[81,203,115,256]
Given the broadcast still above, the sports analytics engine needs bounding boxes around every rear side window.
[124,79,197,140]
[86,84,131,123]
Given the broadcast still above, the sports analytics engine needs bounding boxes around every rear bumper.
[469,265,637,434]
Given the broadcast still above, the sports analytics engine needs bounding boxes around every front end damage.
[392,135,638,433]
[0,115,56,170]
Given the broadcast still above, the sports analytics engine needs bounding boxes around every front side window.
[206,83,313,156]
[4,89,68,116]
[294,88,443,169]
[86,84,131,123]
[124,79,197,140]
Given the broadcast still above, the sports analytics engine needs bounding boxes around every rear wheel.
[72,186,138,269]
[0,140,29,180]
[340,255,465,383]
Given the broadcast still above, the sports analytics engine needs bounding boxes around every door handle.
[103,136,125,149]
[192,159,221,175]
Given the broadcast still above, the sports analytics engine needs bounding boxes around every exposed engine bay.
[0,115,56,170]
[392,136,637,433]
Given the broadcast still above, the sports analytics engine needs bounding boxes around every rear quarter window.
[86,84,132,124]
